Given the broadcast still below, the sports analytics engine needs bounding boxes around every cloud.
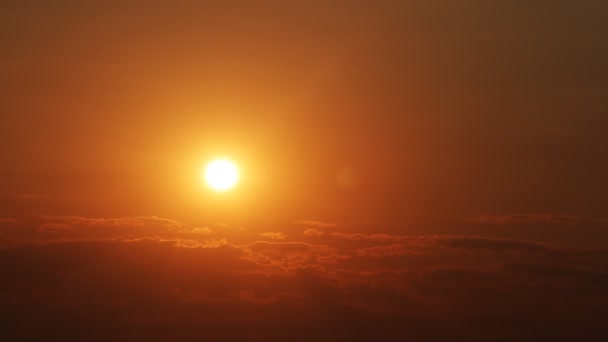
[0,218,20,225]
[260,232,287,240]
[249,241,313,255]
[503,262,608,287]
[44,215,183,229]
[2,219,608,340]
[356,244,420,257]
[293,220,337,228]
[8,216,189,243]
[37,223,72,233]
[330,232,400,241]
[419,267,505,288]
[437,236,548,253]
[190,227,212,235]
[469,214,580,225]
[303,228,324,237]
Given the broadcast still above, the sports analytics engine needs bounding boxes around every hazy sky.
[2,0,608,229]
[2,1,608,340]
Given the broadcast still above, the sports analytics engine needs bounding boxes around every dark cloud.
[0,218,20,225]
[504,262,608,288]
[2,219,608,340]
[437,236,548,253]
[36,223,72,233]
[469,214,580,225]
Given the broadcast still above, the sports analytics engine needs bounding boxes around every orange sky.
[1,2,608,339]
[2,0,607,232]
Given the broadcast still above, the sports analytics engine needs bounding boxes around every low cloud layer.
[469,214,580,225]
[1,217,608,340]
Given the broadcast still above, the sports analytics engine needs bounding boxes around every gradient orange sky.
[1,1,608,340]
[2,0,606,227]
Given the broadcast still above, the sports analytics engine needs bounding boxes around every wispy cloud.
[0,218,21,225]
[303,228,324,237]
[292,220,337,228]
[37,223,72,233]
[190,227,213,235]
[260,232,287,240]
[43,215,183,229]
[468,214,580,225]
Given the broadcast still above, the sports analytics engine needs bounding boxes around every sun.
[204,159,239,191]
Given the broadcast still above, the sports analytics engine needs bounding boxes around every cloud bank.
[1,216,607,340]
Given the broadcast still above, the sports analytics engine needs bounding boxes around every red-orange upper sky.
[2,0,606,231]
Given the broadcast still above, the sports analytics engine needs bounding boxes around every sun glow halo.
[204,159,239,192]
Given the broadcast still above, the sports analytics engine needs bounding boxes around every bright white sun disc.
[204,159,239,191]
